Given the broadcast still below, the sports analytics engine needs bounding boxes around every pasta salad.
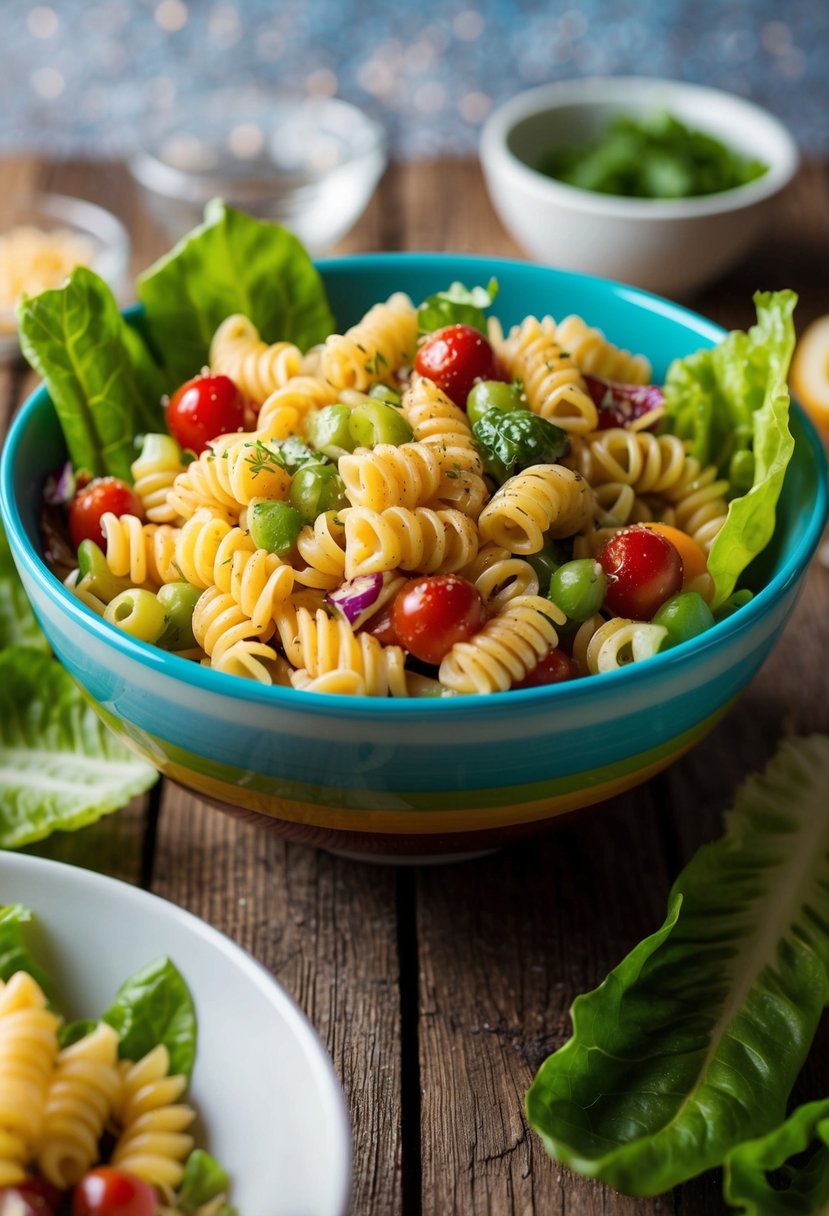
[18,203,796,699]
[0,904,236,1216]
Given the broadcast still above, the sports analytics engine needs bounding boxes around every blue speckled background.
[0,0,826,158]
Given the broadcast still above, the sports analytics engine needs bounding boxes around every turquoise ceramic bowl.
[1,255,826,860]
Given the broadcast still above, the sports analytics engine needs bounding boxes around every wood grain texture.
[2,153,828,1216]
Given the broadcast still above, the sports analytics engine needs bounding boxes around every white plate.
[0,852,352,1215]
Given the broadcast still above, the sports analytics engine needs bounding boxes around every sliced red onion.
[583,374,664,429]
[326,573,387,628]
[43,460,76,506]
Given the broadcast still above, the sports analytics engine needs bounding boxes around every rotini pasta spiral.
[192,585,276,682]
[494,316,599,434]
[343,506,479,578]
[478,465,595,554]
[0,972,60,1184]
[131,434,185,524]
[439,594,566,694]
[339,442,443,511]
[100,514,180,587]
[459,543,540,615]
[320,292,418,391]
[273,604,408,697]
[37,1022,122,1188]
[401,375,483,477]
[292,511,348,590]
[111,1044,195,1190]
[209,314,303,403]
[256,374,341,439]
[553,314,652,384]
[571,614,668,675]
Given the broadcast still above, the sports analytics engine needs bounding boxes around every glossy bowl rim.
[1,251,826,721]
[480,75,801,221]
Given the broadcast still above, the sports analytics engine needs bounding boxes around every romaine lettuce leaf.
[102,955,197,1079]
[0,903,58,1003]
[137,199,335,384]
[724,1099,829,1215]
[662,291,797,609]
[417,278,499,336]
[0,647,157,848]
[16,267,165,481]
[526,734,829,1196]
[0,519,49,653]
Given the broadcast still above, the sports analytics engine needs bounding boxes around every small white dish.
[480,76,800,297]
[130,89,387,253]
[0,193,131,362]
[0,851,352,1216]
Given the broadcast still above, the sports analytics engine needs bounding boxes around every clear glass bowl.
[0,193,131,362]
[129,90,388,253]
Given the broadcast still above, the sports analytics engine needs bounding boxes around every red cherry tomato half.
[598,526,684,620]
[361,601,401,648]
[166,373,245,455]
[68,477,143,550]
[414,324,504,408]
[72,1168,157,1216]
[0,1178,63,1216]
[391,574,487,666]
[512,647,579,689]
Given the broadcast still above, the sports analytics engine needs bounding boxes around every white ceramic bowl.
[0,851,352,1215]
[480,77,800,297]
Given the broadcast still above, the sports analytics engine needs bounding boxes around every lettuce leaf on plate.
[16,266,165,482]
[101,955,197,1080]
[137,199,335,384]
[526,735,829,1196]
[662,291,797,609]
[0,648,157,848]
[177,1149,238,1216]
[0,903,58,1003]
[724,1099,829,1215]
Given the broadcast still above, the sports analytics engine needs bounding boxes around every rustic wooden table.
[2,154,829,1216]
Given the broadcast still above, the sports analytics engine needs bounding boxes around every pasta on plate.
[57,288,745,698]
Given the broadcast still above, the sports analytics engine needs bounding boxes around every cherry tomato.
[0,1179,62,1216]
[68,477,143,550]
[512,647,579,689]
[391,574,487,665]
[166,373,245,454]
[72,1168,157,1216]
[598,526,684,620]
[414,324,504,408]
[361,601,401,648]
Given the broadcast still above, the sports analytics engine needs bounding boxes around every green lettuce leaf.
[724,1099,829,1215]
[102,955,197,1079]
[0,903,58,1003]
[0,647,157,848]
[177,1149,238,1215]
[0,519,49,653]
[526,735,829,1196]
[137,199,335,384]
[16,267,165,481]
[662,291,797,609]
[417,278,499,336]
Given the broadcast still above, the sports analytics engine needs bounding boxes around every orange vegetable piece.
[790,314,829,441]
[642,522,709,583]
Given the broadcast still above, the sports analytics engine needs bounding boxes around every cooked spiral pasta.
[100,514,180,587]
[256,374,342,439]
[439,595,566,694]
[320,292,418,390]
[273,604,408,696]
[572,615,668,675]
[401,375,483,477]
[111,1044,195,1190]
[459,543,540,616]
[131,434,186,524]
[209,314,303,402]
[478,465,595,554]
[494,316,599,434]
[175,510,293,625]
[37,1022,122,1188]
[340,442,443,511]
[553,314,652,384]
[343,506,479,578]
[0,972,60,1184]
[292,510,348,590]
[192,585,276,682]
